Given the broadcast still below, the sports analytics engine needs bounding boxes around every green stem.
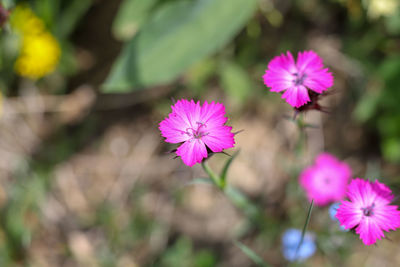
[201,161,222,189]
[294,199,314,260]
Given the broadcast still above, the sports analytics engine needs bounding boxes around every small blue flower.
[281,228,316,262]
[329,202,348,231]
[329,202,340,221]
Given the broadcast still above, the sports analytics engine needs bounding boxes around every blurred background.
[1,0,400,266]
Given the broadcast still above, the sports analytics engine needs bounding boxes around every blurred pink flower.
[336,178,400,245]
[263,51,333,108]
[300,153,351,206]
[159,99,235,167]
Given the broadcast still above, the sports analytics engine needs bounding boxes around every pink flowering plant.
[156,49,400,265]
[159,99,235,167]
[263,50,333,108]
[336,178,400,245]
[300,153,352,206]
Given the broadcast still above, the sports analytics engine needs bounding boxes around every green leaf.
[225,186,260,222]
[220,61,253,103]
[220,151,239,186]
[57,0,92,38]
[102,0,258,92]
[234,241,270,267]
[112,0,158,41]
[185,178,214,186]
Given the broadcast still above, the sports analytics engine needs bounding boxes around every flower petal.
[263,51,297,92]
[176,139,208,167]
[356,217,385,246]
[281,85,310,108]
[202,126,235,152]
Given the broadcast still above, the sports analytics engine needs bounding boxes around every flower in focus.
[336,178,400,245]
[263,50,333,108]
[300,153,351,206]
[282,228,316,262]
[329,202,348,231]
[10,5,61,79]
[159,99,235,167]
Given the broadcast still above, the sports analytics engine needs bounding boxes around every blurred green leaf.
[234,241,270,267]
[102,0,258,92]
[353,89,380,122]
[112,0,158,41]
[225,186,260,222]
[382,138,400,162]
[220,61,253,103]
[186,178,214,186]
[57,0,92,38]
[186,58,217,95]
[385,10,400,35]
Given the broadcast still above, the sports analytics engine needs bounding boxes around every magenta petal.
[296,51,324,72]
[336,200,362,229]
[202,126,235,152]
[303,69,333,94]
[176,140,208,167]
[159,114,191,143]
[281,85,310,108]
[356,218,385,246]
[200,101,228,129]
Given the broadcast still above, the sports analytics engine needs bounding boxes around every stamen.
[362,203,375,217]
[292,72,307,86]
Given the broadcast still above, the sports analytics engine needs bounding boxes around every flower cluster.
[300,152,400,245]
[10,5,60,79]
[159,50,400,256]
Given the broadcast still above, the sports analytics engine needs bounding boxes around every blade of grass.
[294,199,314,260]
[234,241,270,267]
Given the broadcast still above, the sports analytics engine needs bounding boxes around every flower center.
[292,72,307,86]
[185,122,208,139]
[362,203,375,217]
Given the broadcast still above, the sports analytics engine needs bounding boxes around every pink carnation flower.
[263,50,333,108]
[336,178,400,246]
[300,153,351,206]
[159,99,235,167]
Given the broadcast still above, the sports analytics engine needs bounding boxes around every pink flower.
[159,99,235,167]
[336,179,400,245]
[263,51,333,108]
[300,153,351,206]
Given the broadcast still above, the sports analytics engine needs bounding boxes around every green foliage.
[157,237,216,267]
[219,61,253,104]
[234,241,270,267]
[354,55,400,162]
[103,0,258,92]
[112,0,158,41]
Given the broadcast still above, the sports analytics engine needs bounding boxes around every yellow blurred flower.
[14,32,61,80]
[10,5,45,35]
[367,0,399,19]
[10,5,61,79]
